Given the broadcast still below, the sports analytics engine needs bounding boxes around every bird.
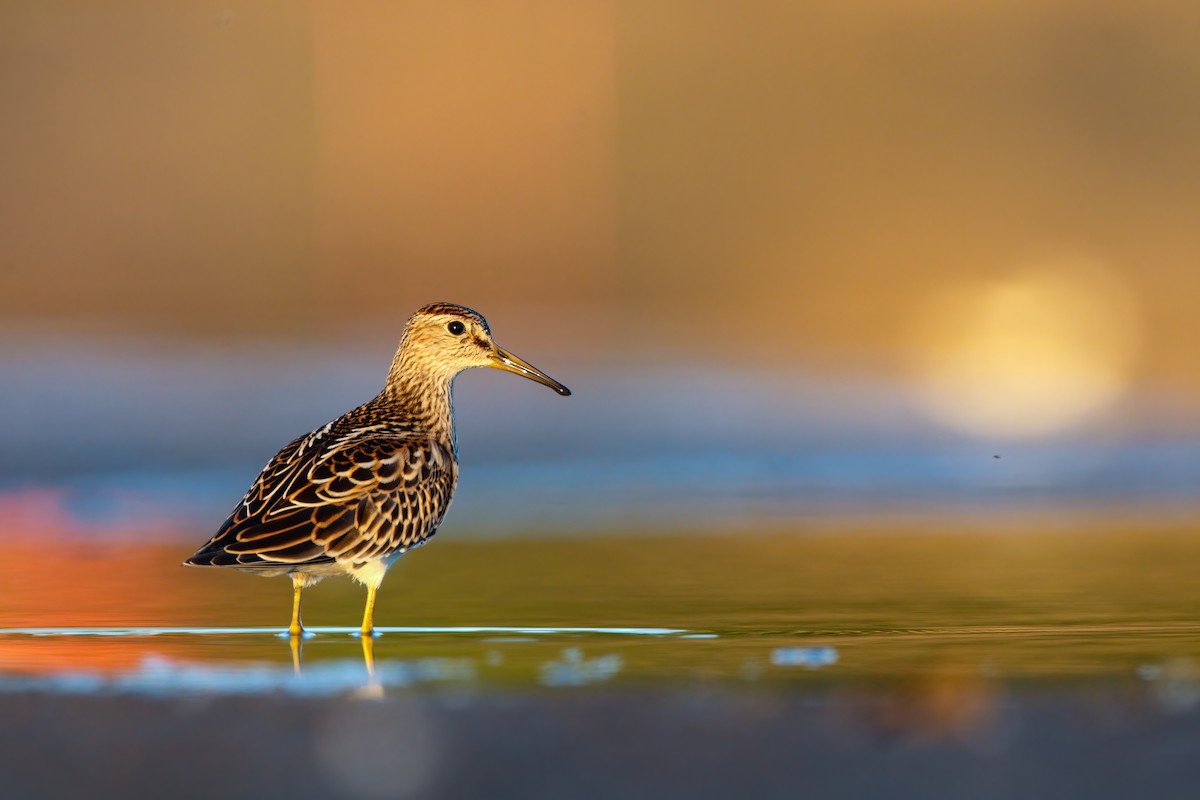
[183,302,570,637]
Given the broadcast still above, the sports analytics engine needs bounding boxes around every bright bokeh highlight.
[907,257,1141,438]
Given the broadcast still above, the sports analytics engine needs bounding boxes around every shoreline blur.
[2,333,1198,541]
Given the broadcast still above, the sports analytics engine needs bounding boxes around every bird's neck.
[379,349,459,453]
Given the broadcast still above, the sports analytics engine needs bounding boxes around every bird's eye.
[447,321,466,335]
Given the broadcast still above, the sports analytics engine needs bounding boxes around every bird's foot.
[278,627,315,640]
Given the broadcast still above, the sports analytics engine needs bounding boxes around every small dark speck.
[993,454,1001,459]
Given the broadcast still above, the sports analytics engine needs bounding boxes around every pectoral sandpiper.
[183,303,570,637]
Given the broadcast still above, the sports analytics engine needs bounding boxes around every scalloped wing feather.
[185,431,456,570]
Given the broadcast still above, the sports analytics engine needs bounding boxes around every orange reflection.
[0,490,206,675]
[0,638,156,676]
[0,539,200,675]
[0,541,185,629]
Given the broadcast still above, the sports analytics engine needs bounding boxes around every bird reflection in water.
[286,632,383,698]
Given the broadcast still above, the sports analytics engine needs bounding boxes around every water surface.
[3,526,1198,696]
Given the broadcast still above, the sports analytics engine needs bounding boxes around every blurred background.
[2,0,1199,540]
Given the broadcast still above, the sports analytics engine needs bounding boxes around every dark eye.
[447,321,465,335]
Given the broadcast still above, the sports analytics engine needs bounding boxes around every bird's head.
[395,303,571,396]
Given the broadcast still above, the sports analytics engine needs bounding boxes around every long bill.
[490,345,571,396]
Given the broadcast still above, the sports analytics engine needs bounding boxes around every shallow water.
[2,526,1198,697]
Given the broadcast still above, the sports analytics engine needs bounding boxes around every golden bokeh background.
[3,0,1199,444]
[5,10,1200,789]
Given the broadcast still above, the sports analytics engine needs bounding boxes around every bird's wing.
[187,432,456,568]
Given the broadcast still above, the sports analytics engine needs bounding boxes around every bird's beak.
[490,345,571,396]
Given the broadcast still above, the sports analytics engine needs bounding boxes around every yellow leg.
[289,573,305,637]
[361,584,377,637]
